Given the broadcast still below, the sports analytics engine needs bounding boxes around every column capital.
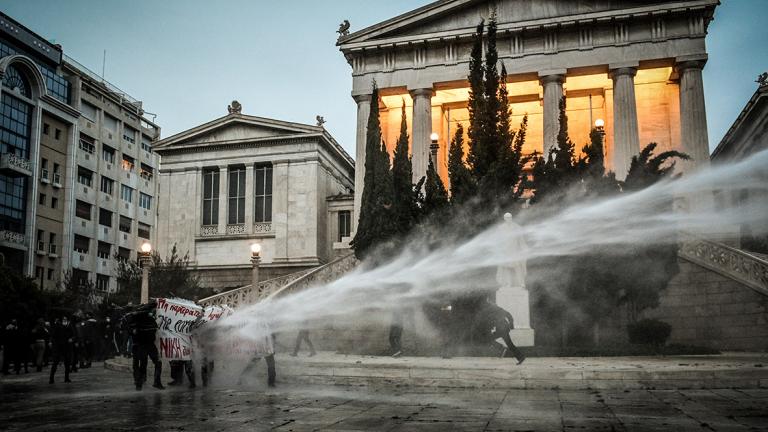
[675,55,708,74]
[409,87,435,98]
[352,94,372,104]
[537,71,566,85]
[609,67,637,80]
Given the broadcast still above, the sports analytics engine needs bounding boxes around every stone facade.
[154,107,354,291]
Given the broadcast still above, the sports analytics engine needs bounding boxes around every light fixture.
[430,132,439,142]
[250,243,262,257]
[140,242,152,254]
[594,118,605,128]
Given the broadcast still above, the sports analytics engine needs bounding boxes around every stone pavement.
[3,363,768,431]
[105,351,768,390]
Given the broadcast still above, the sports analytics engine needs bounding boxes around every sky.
[1,0,766,157]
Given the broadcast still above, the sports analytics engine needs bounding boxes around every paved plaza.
[2,363,768,432]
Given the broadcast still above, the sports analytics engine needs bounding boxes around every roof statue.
[227,100,242,115]
[316,115,326,127]
[337,20,350,39]
[757,72,768,88]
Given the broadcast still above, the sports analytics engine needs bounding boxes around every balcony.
[48,243,59,258]
[40,169,50,184]
[200,225,219,237]
[0,230,26,250]
[254,222,273,234]
[0,154,32,177]
[52,173,62,188]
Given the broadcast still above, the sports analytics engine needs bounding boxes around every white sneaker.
[392,351,402,358]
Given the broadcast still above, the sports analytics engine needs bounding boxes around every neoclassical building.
[154,104,354,290]
[339,0,717,226]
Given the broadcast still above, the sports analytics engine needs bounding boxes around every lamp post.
[250,243,262,289]
[429,132,439,166]
[594,119,606,159]
[138,241,152,304]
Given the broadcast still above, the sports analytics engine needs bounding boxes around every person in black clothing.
[126,305,164,391]
[30,318,49,372]
[290,321,316,357]
[49,316,75,384]
[478,301,525,365]
[2,319,28,374]
[168,360,196,388]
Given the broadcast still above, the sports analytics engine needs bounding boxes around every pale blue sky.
[1,0,766,156]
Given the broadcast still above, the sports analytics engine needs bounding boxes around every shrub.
[627,319,672,347]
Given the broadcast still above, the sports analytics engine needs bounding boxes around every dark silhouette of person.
[478,302,525,364]
[126,305,164,390]
[49,316,75,384]
[291,321,316,357]
[388,311,403,357]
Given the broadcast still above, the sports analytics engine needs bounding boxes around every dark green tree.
[466,20,486,180]
[422,158,449,218]
[623,142,690,191]
[391,103,420,236]
[447,124,476,205]
[351,83,397,260]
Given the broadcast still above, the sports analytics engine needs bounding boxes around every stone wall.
[645,258,768,350]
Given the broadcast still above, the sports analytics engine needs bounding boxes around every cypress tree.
[422,158,449,218]
[391,102,419,235]
[351,83,397,260]
[466,20,487,180]
[447,124,476,205]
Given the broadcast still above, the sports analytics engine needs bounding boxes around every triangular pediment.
[155,114,322,150]
[339,0,694,47]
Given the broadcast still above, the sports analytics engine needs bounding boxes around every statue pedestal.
[496,285,535,347]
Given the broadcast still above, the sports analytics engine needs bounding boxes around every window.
[99,208,113,227]
[254,165,273,223]
[2,65,31,97]
[120,184,133,203]
[97,241,111,259]
[51,197,58,209]
[77,166,93,187]
[38,193,46,205]
[100,176,114,195]
[43,123,50,135]
[202,169,219,226]
[35,266,44,279]
[79,133,95,154]
[122,154,134,171]
[117,247,131,262]
[36,229,44,251]
[55,129,61,140]
[0,92,31,234]
[228,167,246,225]
[123,125,136,143]
[338,210,351,242]
[140,163,153,181]
[53,163,60,184]
[71,269,89,288]
[49,233,56,253]
[76,200,92,220]
[102,145,115,164]
[104,114,118,132]
[73,234,89,253]
[139,192,152,210]
[47,268,54,280]
[141,136,152,152]
[119,215,132,233]
[40,158,49,180]
[96,274,110,292]
[81,101,98,122]
[138,223,150,240]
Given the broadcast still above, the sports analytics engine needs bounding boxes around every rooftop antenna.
[101,49,106,82]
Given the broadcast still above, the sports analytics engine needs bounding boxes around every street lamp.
[250,243,262,288]
[138,241,152,304]
[429,132,439,166]
[594,118,605,130]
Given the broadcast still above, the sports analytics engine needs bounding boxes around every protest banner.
[156,298,203,360]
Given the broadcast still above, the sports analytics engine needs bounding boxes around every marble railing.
[268,253,358,301]
[198,269,312,307]
[679,232,768,296]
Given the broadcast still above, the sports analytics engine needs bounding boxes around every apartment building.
[0,12,160,293]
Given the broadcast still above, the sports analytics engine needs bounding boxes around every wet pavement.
[2,364,768,431]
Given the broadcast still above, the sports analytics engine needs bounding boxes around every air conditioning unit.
[143,210,147,216]
[84,154,89,160]
[83,187,88,193]
[105,195,110,201]
[123,233,128,240]
[79,254,85,261]
[86,123,92,129]
[125,203,129,210]
[81,221,86,228]
[103,227,108,235]
[108,133,113,139]
[107,164,112,170]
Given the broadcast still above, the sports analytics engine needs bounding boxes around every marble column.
[351,94,371,233]
[244,164,254,233]
[410,87,434,184]
[610,66,640,180]
[217,166,228,235]
[676,59,710,170]
[538,72,565,157]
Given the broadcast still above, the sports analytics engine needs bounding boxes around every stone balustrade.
[199,225,219,236]
[0,230,26,250]
[198,268,312,308]
[679,232,768,296]
[0,153,32,177]
[269,253,358,301]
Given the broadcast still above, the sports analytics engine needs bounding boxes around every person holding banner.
[127,305,164,391]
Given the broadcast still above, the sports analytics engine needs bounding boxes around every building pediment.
[338,0,717,49]
[154,113,324,151]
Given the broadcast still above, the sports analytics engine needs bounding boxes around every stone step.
[105,351,768,390]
